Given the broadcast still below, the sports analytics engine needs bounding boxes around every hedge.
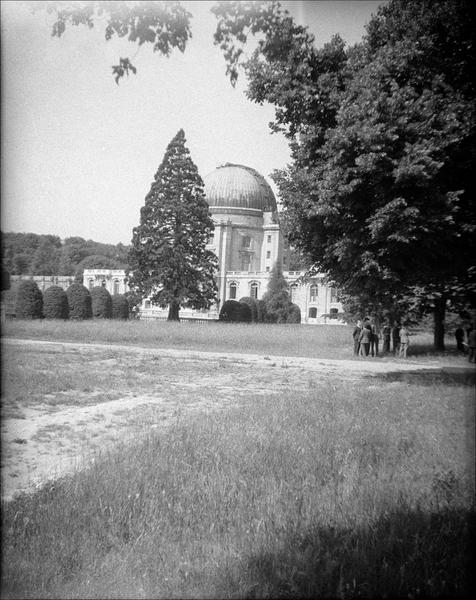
[219,300,252,323]
[287,303,302,324]
[43,285,69,319]
[112,294,129,320]
[66,283,92,320]
[90,286,112,319]
[239,297,258,322]
[14,280,43,319]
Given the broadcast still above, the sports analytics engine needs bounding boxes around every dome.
[204,163,277,212]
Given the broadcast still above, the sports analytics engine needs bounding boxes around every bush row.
[14,281,130,320]
[219,297,301,324]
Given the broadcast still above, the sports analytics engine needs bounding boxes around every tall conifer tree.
[127,130,218,321]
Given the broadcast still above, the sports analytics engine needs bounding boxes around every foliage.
[35,0,192,83]
[1,232,129,277]
[219,299,251,323]
[213,0,476,349]
[66,283,92,320]
[14,280,43,319]
[239,296,258,322]
[112,294,129,320]
[262,262,296,323]
[43,285,69,320]
[90,286,112,319]
[286,303,301,324]
[128,130,218,321]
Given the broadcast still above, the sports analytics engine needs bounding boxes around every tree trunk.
[433,296,447,351]
[167,300,180,321]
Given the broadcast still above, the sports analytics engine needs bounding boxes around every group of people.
[352,318,410,358]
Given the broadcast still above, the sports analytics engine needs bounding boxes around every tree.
[90,286,113,318]
[30,238,60,275]
[66,283,92,320]
[15,280,43,319]
[34,1,192,83]
[262,261,295,323]
[127,130,218,321]
[112,294,129,320]
[213,0,476,349]
[43,285,69,319]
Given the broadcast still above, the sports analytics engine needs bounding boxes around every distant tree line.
[1,233,130,280]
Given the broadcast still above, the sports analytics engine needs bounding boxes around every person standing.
[352,319,362,356]
[370,317,380,357]
[359,322,372,357]
[382,320,392,353]
[392,322,401,355]
[468,328,476,363]
[455,324,466,353]
[399,323,410,358]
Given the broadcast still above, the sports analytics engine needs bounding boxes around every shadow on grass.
[369,367,476,387]
[230,507,475,599]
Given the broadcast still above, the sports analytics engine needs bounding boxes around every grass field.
[0,318,466,362]
[1,320,474,598]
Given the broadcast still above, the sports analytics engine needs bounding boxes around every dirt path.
[2,338,473,501]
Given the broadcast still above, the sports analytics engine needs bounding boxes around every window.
[88,279,94,290]
[242,236,251,248]
[266,266,270,272]
[330,287,338,302]
[267,235,272,243]
[290,283,298,303]
[309,284,318,302]
[250,282,258,299]
[208,233,214,244]
[308,307,317,318]
[266,250,271,259]
[229,282,237,299]
[330,308,339,319]
[113,279,120,295]
[144,300,151,309]
[101,280,106,288]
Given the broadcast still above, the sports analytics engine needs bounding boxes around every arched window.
[330,308,339,319]
[101,280,106,288]
[113,279,120,295]
[229,282,237,299]
[290,283,298,303]
[309,284,318,302]
[250,282,258,299]
[308,307,317,318]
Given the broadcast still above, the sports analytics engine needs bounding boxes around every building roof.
[204,163,277,212]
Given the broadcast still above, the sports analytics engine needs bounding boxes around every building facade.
[84,163,343,323]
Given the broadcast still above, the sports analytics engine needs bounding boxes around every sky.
[1,0,384,245]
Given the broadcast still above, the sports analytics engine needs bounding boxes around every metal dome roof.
[204,163,277,212]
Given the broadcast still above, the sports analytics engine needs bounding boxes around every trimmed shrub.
[256,299,267,323]
[91,286,113,319]
[239,296,258,322]
[287,303,302,324]
[66,283,92,320]
[15,280,43,319]
[43,285,69,319]
[112,294,129,320]
[219,300,252,323]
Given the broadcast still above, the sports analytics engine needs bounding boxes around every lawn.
[0,318,465,362]
[1,320,474,598]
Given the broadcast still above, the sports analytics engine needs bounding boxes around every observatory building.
[84,163,343,323]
